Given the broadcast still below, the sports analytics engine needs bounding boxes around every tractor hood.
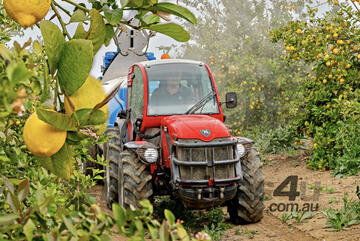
[162,115,230,142]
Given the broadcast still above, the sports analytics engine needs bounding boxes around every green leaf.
[146,223,159,241]
[104,24,115,46]
[73,23,87,39]
[73,109,106,126]
[36,144,74,179]
[145,23,190,42]
[69,9,89,23]
[66,131,87,143]
[62,215,78,237]
[134,219,144,234]
[58,39,93,96]
[0,214,19,225]
[159,221,170,241]
[17,179,30,202]
[7,192,20,213]
[6,62,32,83]
[125,0,142,7]
[99,234,112,241]
[139,199,153,214]
[143,14,160,25]
[112,203,126,228]
[1,176,15,194]
[88,9,106,55]
[24,219,35,241]
[164,209,175,225]
[145,0,158,7]
[0,43,12,60]
[40,21,66,75]
[149,2,196,24]
[33,40,42,54]
[36,108,77,131]
[177,227,189,240]
[104,6,123,25]
[120,0,130,8]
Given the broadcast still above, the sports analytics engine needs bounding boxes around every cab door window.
[129,66,144,125]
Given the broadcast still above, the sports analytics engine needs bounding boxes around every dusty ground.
[89,151,360,240]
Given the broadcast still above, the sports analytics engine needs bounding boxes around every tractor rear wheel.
[227,145,264,224]
[103,127,121,208]
[104,127,153,208]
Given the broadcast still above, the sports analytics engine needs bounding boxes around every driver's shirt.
[150,86,195,106]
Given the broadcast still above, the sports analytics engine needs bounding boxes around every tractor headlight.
[236,144,246,158]
[144,148,158,163]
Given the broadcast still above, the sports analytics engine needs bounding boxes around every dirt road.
[90,151,360,240]
[223,152,360,241]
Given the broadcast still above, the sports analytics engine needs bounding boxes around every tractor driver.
[150,71,195,111]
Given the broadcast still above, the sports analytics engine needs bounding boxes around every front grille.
[177,144,235,180]
[171,138,242,185]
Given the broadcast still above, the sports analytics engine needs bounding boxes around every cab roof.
[137,59,205,68]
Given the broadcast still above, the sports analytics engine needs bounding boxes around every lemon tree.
[0,0,197,180]
[271,0,360,175]
[181,0,305,146]
[0,1,208,240]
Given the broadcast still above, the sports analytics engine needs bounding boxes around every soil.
[89,150,360,241]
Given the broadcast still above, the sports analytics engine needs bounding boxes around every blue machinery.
[103,51,157,127]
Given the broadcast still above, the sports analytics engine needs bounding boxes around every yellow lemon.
[4,0,51,28]
[65,76,108,116]
[65,76,108,134]
[323,79,327,84]
[23,112,67,157]
[296,29,302,34]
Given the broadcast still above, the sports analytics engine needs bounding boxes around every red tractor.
[103,59,264,224]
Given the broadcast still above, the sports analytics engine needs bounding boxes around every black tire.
[104,128,153,209]
[104,127,122,209]
[227,145,264,224]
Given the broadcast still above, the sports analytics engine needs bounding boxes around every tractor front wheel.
[104,129,153,209]
[227,145,264,224]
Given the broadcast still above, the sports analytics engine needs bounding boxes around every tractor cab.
[127,59,225,138]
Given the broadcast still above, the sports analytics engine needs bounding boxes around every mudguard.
[235,137,254,145]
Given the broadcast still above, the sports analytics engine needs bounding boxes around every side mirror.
[225,92,237,108]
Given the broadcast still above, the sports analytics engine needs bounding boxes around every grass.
[281,211,314,224]
[321,191,360,231]
[234,228,259,239]
[308,184,335,194]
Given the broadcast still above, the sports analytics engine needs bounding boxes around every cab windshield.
[147,63,219,116]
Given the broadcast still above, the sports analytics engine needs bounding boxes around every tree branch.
[53,1,72,17]
[51,2,71,39]
[61,0,90,13]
